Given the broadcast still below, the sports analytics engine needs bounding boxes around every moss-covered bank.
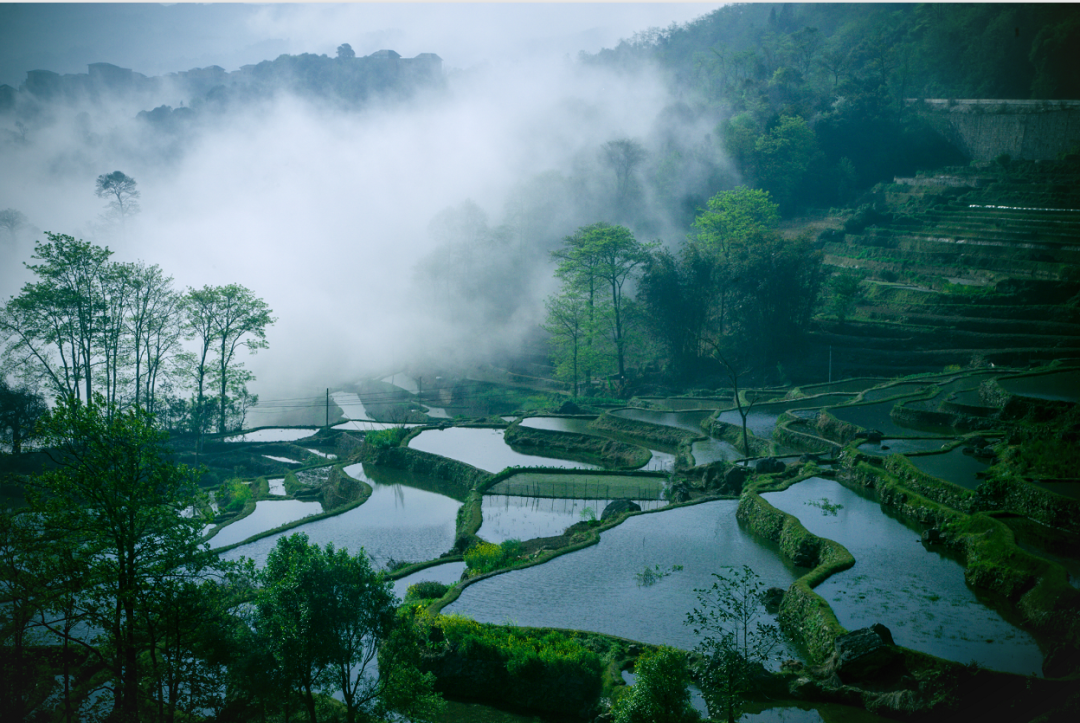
[736,490,854,662]
[503,422,651,469]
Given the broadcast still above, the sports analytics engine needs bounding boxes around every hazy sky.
[0,3,724,88]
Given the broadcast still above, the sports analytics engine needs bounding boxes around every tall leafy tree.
[182,284,274,436]
[692,187,779,255]
[612,646,699,723]
[0,234,112,401]
[26,396,209,723]
[542,288,591,397]
[554,223,654,382]
[253,533,441,723]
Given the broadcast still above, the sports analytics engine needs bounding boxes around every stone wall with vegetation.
[736,492,854,661]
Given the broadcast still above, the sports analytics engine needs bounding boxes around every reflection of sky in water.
[266,477,285,495]
[479,494,664,542]
[446,501,801,656]
[262,455,299,464]
[211,499,321,548]
[219,463,460,569]
[763,477,1043,675]
[409,427,598,473]
[331,391,373,420]
[225,428,316,442]
[715,409,780,438]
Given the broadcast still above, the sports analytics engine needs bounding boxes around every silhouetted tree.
[95,171,140,223]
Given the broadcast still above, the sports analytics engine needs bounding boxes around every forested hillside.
[584,3,1080,215]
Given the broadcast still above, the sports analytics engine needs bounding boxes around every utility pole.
[325,388,329,427]
[829,346,833,384]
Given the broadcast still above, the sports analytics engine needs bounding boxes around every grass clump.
[365,426,410,451]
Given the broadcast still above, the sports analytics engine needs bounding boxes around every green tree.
[0,378,47,453]
[0,234,112,402]
[542,287,591,396]
[692,187,779,255]
[637,244,716,379]
[254,533,441,723]
[0,510,54,722]
[554,223,654,382]
[685,565,783,723]
[612,646,700,723]
[182,284,274,436]
[95,171,140,224]
[0,208,29,240]
[751,116,817,213]
[26,396,209,723]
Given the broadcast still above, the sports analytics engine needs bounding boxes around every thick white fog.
[0,3,728,407]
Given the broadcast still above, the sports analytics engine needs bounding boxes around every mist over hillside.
[0,4,729,405]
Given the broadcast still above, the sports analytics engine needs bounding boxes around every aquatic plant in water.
[805,497,843,516]
[636,564,684,587]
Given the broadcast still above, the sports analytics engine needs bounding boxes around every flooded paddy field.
[487,472,664,500]
[392,561,468,601]
[829,400,953,437]
[409,427,600,473]
[226,428,317,443]
[218,463,460,568]
[610,407,713,434]
[444,500,802,655]
[907,447,990,491]
[762,477,1043,675]
[210,498,322,548]
[856,438,953,456]
[478,495,665,543]
[998,369,1080,403]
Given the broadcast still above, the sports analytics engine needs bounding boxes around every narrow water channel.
[225,428,317,442]
[762,477,1043,675]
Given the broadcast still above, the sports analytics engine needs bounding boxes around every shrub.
[406,581,450,601]
[464,541,505,574]
[216,478,251,514]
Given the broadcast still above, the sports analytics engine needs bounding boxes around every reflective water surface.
[409,427,599,473]
[445,501,802,654]
[478,494,665,543]
[210,499,322,548]
[219,463,460,568]
[762,477,1043,674]
[226,428,317,442]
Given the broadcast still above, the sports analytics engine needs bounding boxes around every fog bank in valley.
[0,4,730,410]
